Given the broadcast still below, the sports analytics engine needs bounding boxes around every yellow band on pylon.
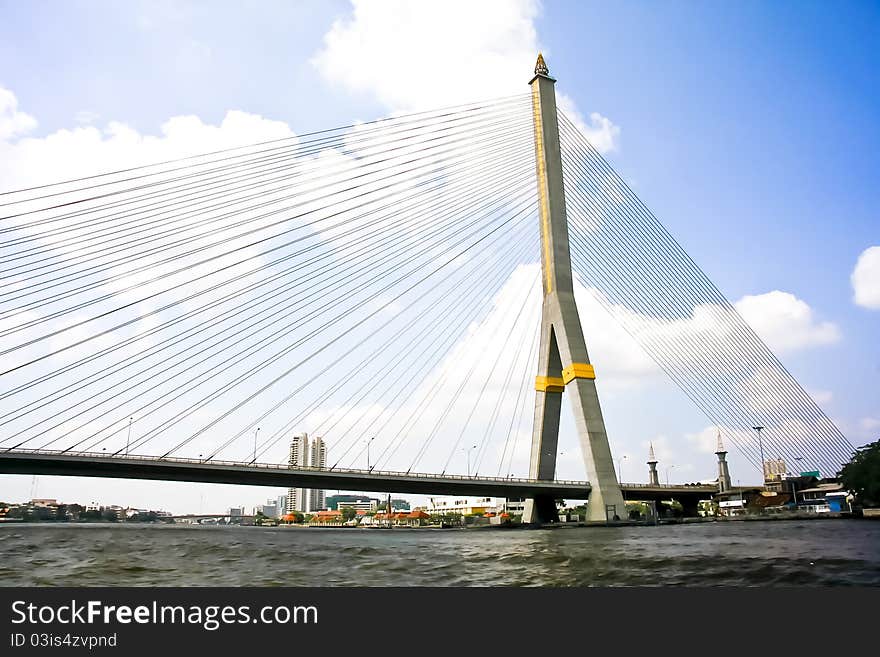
[535,376,565,393]
[561,363,596,384]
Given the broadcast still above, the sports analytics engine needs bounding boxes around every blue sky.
[0,0,877,512]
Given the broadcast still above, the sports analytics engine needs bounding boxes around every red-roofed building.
[310,510,343,525]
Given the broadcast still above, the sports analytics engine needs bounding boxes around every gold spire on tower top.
[534,52,549,76]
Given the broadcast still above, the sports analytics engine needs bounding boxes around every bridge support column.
[523,54,627,525]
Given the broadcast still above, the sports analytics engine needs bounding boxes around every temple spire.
[646,442,659,486]
[715,428,732,493]
[715,427,726,454]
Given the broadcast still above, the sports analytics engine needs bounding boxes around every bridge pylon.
[523,53,627,524]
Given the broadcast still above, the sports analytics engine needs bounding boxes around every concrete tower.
[523,54,627,523]
[647,442,660,486]
[715,429,731,493]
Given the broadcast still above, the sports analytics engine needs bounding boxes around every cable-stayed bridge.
[0,55,853,522]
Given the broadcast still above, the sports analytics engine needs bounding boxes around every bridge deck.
[0,450,592,498]
[0,450,716,500]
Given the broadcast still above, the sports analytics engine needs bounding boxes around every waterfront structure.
[369,510,432,527]
[715,430,731,493]
[426,496,502,516]
[286,433,327,513]
[647,443,660,486]
[524,54,627,523]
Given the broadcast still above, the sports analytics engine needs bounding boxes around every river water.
[1,519,878,586]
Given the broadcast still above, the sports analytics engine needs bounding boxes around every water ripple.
[0,520,878,586]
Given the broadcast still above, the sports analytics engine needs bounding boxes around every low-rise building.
[426,496,501,516]
[338,499,378,513]
[310,510,343,525]
[368,510,431,527]
[796,483,851,513]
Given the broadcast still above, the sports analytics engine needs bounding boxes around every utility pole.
[524,53,627,524]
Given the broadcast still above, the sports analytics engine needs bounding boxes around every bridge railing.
[3,448,591,488]
[620,482,717,489]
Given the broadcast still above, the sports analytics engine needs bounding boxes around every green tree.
[341,507,358,522]
[839,440,880,508]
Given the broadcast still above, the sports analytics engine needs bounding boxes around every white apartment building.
[425,496,503,515]
[308,436,326,512]
[286,433,327,513]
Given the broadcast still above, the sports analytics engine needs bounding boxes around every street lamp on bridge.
[365,436,375,471]
[617,454,627,483]
[665,464,675,486]
[252,427,260,464]
[465,444,477,477]
[752,426,765,485]
[125,417,133,456]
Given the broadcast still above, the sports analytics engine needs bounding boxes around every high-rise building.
[307,436,326,512]
[285,433,327,513]
[275,494,287,519]
[286,433,309,514]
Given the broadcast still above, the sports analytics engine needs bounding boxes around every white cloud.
[311,1,620,154]
[0,87,38,140]
[574,284,663,389]
[685,425,721,456]
[312,0,541,112]
[851,246,880,310]
[557,94,620,154]
[734,290,840,354]
[0,108,294,192]
[569,286,840,396]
